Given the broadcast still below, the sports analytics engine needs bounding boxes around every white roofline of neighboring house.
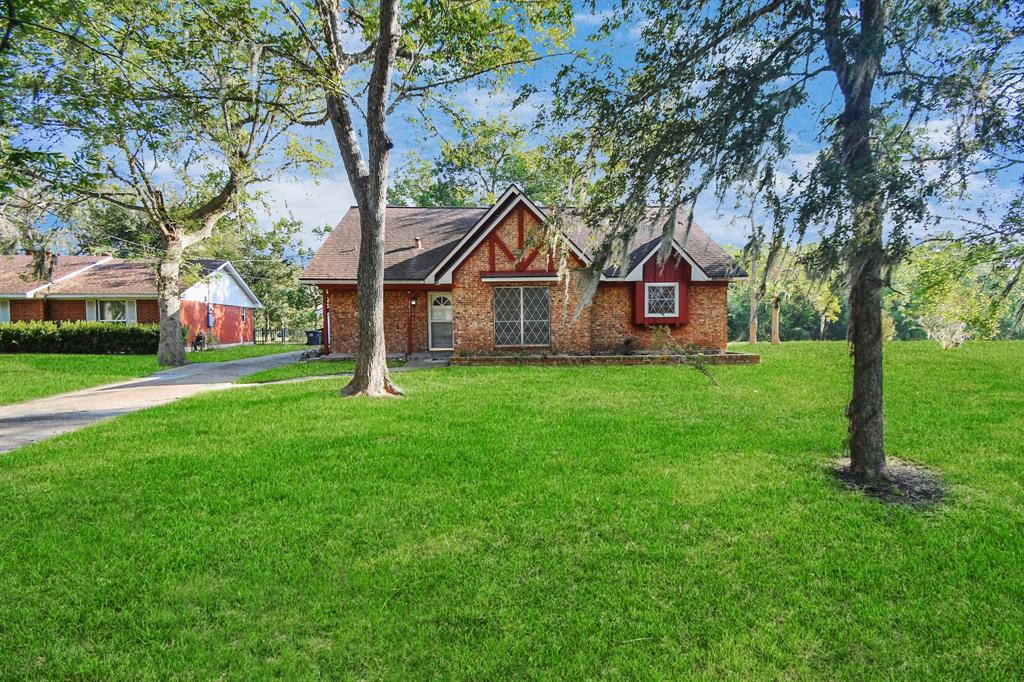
[215,261,264,309]
[22,256,113,297]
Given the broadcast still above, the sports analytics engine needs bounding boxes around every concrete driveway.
[0,350,304,453]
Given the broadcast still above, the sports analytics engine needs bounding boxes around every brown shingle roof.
[301,206,486,282]
[301,202,745,283]
[562,207,746,279]
[0,255,108,295]
[45,259,159,296]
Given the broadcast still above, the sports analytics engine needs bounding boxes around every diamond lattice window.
[645,284,678,317]
[494,287,550,346]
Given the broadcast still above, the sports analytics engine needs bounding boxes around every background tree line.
[730,240,1024,346]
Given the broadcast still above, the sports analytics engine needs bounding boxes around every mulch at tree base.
[833,457,945,508]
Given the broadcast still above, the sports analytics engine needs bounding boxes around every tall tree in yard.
[556,1,1023,485]
[12,0,323,365]
[266,0,572,396]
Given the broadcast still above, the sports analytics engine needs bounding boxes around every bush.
[0,321,165,354]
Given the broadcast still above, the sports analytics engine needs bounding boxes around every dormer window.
[644,283,679,317]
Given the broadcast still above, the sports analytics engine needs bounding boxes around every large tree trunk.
[846,216,888,481]
[324,0,402,397]
[156,237,187,366]
[342,204,401,396]
[748,255,759,344]
[824,0,888,483]
[770,295,781,345]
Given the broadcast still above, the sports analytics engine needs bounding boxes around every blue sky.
[238,3,1016,255]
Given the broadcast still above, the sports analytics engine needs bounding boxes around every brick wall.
[44,299,86,322]
[10,299,44,322]
[325,286,430,355]
[181,300,254,345]
[590,281,729,351]
[451,206,591,353]
[137,300,159,324]
[319,204,732,355]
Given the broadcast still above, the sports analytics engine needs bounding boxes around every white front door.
[429,293,453,350]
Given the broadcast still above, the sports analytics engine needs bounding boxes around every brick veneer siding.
[451,206,592,354]
[324,287,430,355]
[137,300,159,324]
[10,299,44,322]
[44,299,87,322]
[319,206,732,355]
[590,281,729,351]
[181,300,255,345]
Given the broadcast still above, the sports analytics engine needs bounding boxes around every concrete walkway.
[0,351,304,453]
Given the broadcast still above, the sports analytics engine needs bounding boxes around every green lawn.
[1,342,1022,678]
[236,357,405,384]
[187,342,307,363]
[0,344,305,406]
[0,354,161,406]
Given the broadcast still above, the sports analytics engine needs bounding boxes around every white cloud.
[573,10,615,26]
[252,174,355,249]
[455,86,550,126]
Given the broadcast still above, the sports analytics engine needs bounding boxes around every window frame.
[0,299,9,323]
[97,299,128,324]
[644,282,679,318]
[493,286,551,348]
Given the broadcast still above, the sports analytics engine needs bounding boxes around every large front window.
[494,287,550,346]
[644,283,679,317]
[98,300,127,323]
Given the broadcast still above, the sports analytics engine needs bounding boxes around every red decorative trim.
[517,248,540,272]
[492,234,515,262]
[488,236,496,270]
[517,207,525,249]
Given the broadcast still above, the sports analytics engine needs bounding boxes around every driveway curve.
[0,351,304,453]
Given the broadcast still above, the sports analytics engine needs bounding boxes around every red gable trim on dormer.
[429,185,591,284]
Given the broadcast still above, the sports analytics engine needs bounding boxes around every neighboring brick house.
[0,256,261,345]
[300,186,745,356]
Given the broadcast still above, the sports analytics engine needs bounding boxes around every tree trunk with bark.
[846,230,887,480]
[317,0,403,397]
[770,294,781,345]
[823,0,889,483]
[156,237,186,366]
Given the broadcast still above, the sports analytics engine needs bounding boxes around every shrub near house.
[301,186,746,356]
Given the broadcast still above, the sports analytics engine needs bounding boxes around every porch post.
[321,287,329,355]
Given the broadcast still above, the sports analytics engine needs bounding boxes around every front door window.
[429,294,453,350]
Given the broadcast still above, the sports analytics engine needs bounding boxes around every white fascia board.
[481,275,561,283]
[24,256,112,297]
[219,261,263,308]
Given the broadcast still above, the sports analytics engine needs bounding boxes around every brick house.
[0,256,261,345]
[302,186,745,356]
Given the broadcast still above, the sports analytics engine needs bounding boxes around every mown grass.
[0,341,1022,678]
[236,358,405,384]
[0,353,160,406]
[187,342,306,363]
[0,344,305,406]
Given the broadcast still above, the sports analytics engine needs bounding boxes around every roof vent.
[415,237,422,250]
